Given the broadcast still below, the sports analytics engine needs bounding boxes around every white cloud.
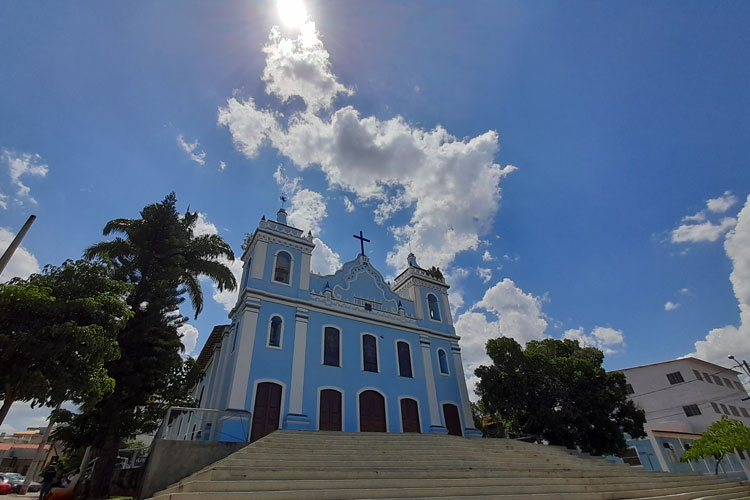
[211,256,242,312]
[0,227,40,282]
[682,211,706,223]
[178,324,200,356]
[476,267,492,283]
[288,189,327,235]
[664,301,680,311]
[563,326,625,355]
[219,23,516,273]
[671,217,736,243]
[310,237,341,275]
[219,161,227,171]
[192,212,219,236]
[0,401,76,435]
[679,288,691,295]
[686,195,750,366]
[707,190,738,213]
[482,250,495,262]
[176,135,207,165]
[343,196,355,213]
[262,22,353,113]
[0,192,8,210]
[1,149,48,205]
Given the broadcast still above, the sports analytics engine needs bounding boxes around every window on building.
[274,251,292,284]
[625,383,635,395]
[729,405,740,417]
[711,402,721,414]
[723,378,733,388]
[427,294,441,321]
[735,381,745,392]
[268,316,282,347]
[666,371,684,385]
[362,334,378,372]
[693,370,703,381]
[683,404,701,417]
[713,375,724,386]
[720,403,729,414]
[438,349,449,375]
[703,372,713,383]
[740,407,749,418]
[397,341,413,378]
[323,327,340,367]
[662,442,678,462]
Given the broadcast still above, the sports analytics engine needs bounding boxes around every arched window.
[324,327,340,367]
[427,294,441,321]
[362,334,378,372]
[268,316,282,348]
[274,251,291,284]
[438,349,449,374]
[397,341,413,378]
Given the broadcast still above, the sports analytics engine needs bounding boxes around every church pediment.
[310,256,406,314]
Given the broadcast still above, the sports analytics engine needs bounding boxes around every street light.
[728,355,750,401]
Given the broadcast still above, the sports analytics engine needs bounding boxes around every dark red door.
[319,389,342,431]
[250,382,282,441]
[443,403,462,436]
[400,398,420,433]
[359,390,386,432]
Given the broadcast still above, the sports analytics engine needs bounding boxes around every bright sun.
[276,0,308,28]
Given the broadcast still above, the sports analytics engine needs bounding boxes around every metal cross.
[280,195,287,209]
[353,230,370,256]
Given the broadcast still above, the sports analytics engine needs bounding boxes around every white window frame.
[395,339,415,378]
[266,315,284,349]
[360,333,380,373]
[437,348,450,376]
[321,324,343,368]
[426,293,442,322]
[272,249,294,287]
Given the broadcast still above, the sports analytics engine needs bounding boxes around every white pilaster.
[227,300,260,409]
[420,336,442,430]
[300,253,311,291]
[414,287,424,320]
[442,293,453,326]
[451,344,478,433]
[250,240,268,280]
[288,308,309,413]
[213,329,232,409]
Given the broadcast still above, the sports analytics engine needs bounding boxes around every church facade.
[189,208,481,442]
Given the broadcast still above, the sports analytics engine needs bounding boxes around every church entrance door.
[250,382,282,442]
[443,403,462,436]
[400,398,420,433]
[359,390,386,432]
[319,389,342,431]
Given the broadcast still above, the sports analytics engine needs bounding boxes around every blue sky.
[1,0,749,432]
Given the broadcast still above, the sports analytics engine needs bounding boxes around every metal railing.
[155,407,252,443]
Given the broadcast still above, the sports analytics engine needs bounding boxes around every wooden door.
[319,389,342,431]
[250,382,282,442]
[443,403,462,436]
[359,390,386,432]
[400,398,420,433]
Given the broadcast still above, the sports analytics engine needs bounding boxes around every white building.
[618,357,750,478]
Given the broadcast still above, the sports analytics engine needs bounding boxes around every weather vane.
[280,194,287,209]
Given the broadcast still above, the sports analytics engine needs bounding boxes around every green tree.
[56,193,236,499]
[681,416,750,474]
[475,337,646,456]
[0,260,131,427]
[424,266,444,281]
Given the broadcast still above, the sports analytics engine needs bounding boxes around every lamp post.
[728,355,750,401]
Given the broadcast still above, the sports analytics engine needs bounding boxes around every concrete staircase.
[150,430,750,499]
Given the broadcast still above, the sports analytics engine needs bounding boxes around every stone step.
[152,483,749,500]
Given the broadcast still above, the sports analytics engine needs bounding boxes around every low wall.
[138,440,247,498]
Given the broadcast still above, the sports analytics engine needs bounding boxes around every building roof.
[195,324,229,372]
[615,356,741,375]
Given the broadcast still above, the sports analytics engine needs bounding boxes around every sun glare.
[277,0,308,28]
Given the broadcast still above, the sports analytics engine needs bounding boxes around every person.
[39,465,56,500]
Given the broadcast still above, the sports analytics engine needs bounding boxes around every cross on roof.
[280,195,287,209]
[353,230,370,256]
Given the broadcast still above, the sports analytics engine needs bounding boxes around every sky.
[1,0,749,433]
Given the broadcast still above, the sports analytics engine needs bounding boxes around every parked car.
[1,473,41,493]
[0,475,13,495]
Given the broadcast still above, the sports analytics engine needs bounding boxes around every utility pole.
[0,215,36,276]
[19,401,60,494]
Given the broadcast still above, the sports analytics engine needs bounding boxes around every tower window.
[438,349,449,375]
[268,316,282,348]
[274,251,292,284]
[324,327,340,367]
[397,341,413,378]
[362,334,378,372]
[427,294,441,321]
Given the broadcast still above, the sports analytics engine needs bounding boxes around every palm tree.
[75,193,237,498]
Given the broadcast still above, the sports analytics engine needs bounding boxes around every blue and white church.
[189,207,481,442]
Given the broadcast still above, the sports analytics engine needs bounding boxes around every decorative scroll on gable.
[310,256,408,314]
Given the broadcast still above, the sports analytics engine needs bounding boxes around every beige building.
[0,427,62,475]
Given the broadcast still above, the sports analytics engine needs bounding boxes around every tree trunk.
[0,390,15,428]
[715,453,724,475]
[87,431,120,499]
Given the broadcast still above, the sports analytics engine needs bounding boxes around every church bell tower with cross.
[186,204,481,443]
